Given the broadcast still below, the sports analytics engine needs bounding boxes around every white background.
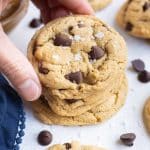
[8,0,150,150]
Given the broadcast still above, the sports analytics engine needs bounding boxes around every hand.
[32,0,94,24]
[0,1,41,101]
[0,25,41,101]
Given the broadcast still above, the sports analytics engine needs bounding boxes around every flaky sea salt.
[73,35,82,41]
[90,59,96,64]
[94,32,104,39]
[74,53,82,61]
[52,54,59,61]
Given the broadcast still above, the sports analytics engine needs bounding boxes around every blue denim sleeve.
[0,74,25,150]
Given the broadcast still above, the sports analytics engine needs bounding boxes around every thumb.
[0,27,41,101]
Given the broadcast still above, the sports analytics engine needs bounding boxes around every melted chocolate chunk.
[54,33,72,46]
[78,23,86,28]
[65,71,83,84]
[143,2,150,11]
[66,99,78,104]
[64,143,72,149]
[120,133,136,146]
[88,46,105,60]
[125,22,133,31]
[39,62,49,74]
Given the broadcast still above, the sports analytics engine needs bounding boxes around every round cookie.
[44,72,124,117]
[48,141,107,150]
[32,77,128,126]
[88,0,112,11]
[28,15,127,101]
[0,0,20,20]
[143,98,150,133]
[116,0,150,39]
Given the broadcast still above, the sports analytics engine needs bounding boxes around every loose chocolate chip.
[64,143,72,149]
[138,70,150,83]
[143,2,150,11]
[132,59,145,72]
[125,22,133,31]
[88,46,105,60]
[39,62,49,74]
[38,130,53,146]
[65,71,83,84]
[29,18,41,28]
[54,33,72,46]
[66,99,78,104]
[120,133,136,146]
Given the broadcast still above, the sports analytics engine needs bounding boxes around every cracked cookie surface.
[32,76,127,126]
[88,0,112,11]
[28,15,127,101]
[116,0,150,38]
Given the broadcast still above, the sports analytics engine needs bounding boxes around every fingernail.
[18,79,41,101]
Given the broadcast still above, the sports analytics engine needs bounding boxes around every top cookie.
[88,0,112,11]
[48,141,107,150]
[28,15,127,100]
[116,0,150,39]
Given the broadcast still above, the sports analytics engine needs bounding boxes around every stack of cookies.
[28,15,128,126]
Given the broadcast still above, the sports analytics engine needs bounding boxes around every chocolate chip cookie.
[88,0,112,11]
[32,76,127,126]
[44,73,124,117]
[0,0,20,20]
[48,141,107,150]
[116,0,150,39]
[28,15,127,101]
[143,98,150,133]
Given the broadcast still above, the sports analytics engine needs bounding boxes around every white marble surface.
[8,1,150,150]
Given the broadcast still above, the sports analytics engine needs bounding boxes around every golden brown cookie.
[28,15,127,102]
[88,0,112,11]
[32,76,128,126]
[48,141,107,150]
[44,73,124,117]
[116,0,150,39]
[0,0,20,20]
[143,98,150,133]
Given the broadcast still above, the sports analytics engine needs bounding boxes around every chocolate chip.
[39,62,49,74]
[143,2,150,11]
[66,99,78,104]
[64,143,72,149]
[88,46,105,60]
[65,71,83,84]
[54,33,72,46]
[138,70,150,83]
[78,23,85,28]
[120,133,136,146]
[132,59,145,72]
[38,130,53,146]
[29,18,41,28]
[125,22,133,31]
